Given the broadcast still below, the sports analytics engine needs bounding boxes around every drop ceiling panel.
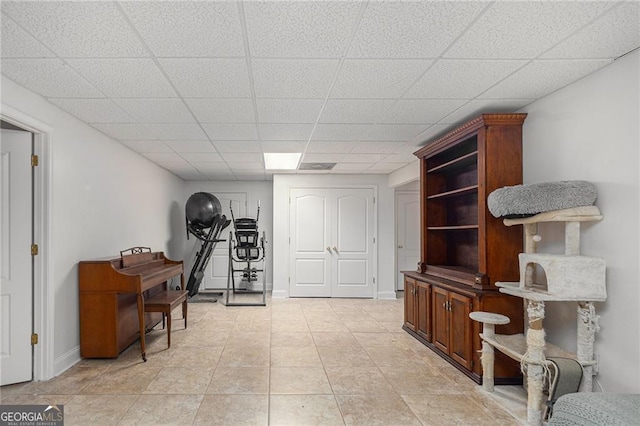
[252,59,339,98]
[143,152,184,163]
[227,161,264,170]
[261,141,307,153]
[367,163,407,172]
[302,153,345,163]
[348,1,486,58]
[342,153,388,163]
[244,1,362,58]
[213,140,261,153]
[159,58,251,98]
[185,98,255,123]
[202,123,258,141]
[1,2,149,57]
[349,142,406,154]
[119,1,244,57]
[114,99,195,123]
[331,59,433,98]
[256,99,324,123]
[0,15,54,58]
[441,99,535,125]
[145,123,208,141]
[406,60,527,99]
[445,1,614,59]
[49,98,133,124]
[541,3,640,59]
[481,60,611,99]
[67,59,176,98]
[319,100,395,124]
[384,99,468,124]
[331,163,371,172]
[192,162,231,173]
[179,153,223,163]
[164,141,217,153]
[221,152,263,163]
[121,140,171,153]
[306,141,356,154]
[1,59,103,98]
[313,124,428,141]
[260,124,314,141]
[91,123,156,141]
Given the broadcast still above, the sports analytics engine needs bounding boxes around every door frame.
[288,184,378,298]
[1,104,53,381]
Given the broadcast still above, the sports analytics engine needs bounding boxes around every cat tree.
[471,199,606,426]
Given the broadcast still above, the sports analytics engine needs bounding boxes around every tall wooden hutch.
[403,113,526,384]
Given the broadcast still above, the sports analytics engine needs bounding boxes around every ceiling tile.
[192,162,230,173]
[1,59,103,98]
[1,2,148,57]
[445,1,614,59]
[542,2,640,59]
[120,140,171,153]
[481,59,611,99]
[91,123,156,141]
[411,124,455,146]
[367,163,407,172]
[261,141,307,153]
[203,123,258,141]
[342,153,387,163]
[114,98,194,123]
[67,59,176,97]
[145,123,208,141]
[221,152,263,163]
[384,153,419,163]
[260,124,314,141]
[227,161,264,170]
[406,60,527,99]
[160,58,251,98]
[143,152,184,163]
[120,1,244,57]
[212,140,261,153]
[256,99,323,123]
[330,59,433,98]
[1,14,54,58]
[331,163,371,172]
[440,99,535,125]
[348,2,485,58]
[349,142,406,154]
[48,98,133,123]
[382,99,467,124]
[320,99,395,124]
[163,140,216,153]
[172,169,206,180]
[252,59,339,98]
[201,170,236,180]
[312,124,428,141]
[179,153,223,163]
[302,153,345,163]
[185,98,255,123]
[244,2,361,58]
[306,141,356,154]
[234,172,267,181]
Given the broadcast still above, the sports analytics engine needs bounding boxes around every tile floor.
[1,294,527,425]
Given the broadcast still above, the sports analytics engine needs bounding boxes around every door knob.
[332,246,338,253]
[326,246,332,253]
[398,245,403,249]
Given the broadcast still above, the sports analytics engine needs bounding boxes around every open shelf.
[427,151,478,174]
[428,185,478,200]
[428,225,479,231]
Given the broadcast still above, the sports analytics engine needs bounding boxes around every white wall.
[520,50,639,393]
[272,174,396,299]
[182,180,273,287]
[1,76,186,376]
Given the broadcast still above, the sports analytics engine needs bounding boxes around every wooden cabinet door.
[449,292,472,369]
[404,277,417,331]
[432,286,449,353]
[416,281,431,342]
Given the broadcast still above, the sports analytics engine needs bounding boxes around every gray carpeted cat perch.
[488,180,597,218]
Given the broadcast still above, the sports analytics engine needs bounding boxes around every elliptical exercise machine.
[184,192,231,300]
[225,201,267,306]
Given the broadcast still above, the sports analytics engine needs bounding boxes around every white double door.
[289,188,375,298]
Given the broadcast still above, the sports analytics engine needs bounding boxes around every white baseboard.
[377,291,398,300]
[54,346,80,377]
[271,289,288,298]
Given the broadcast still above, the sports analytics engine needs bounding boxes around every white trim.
[1,104,54,380]
[394,189,420,291]
[271,289,288,299]
[53,346,80,377]
[377,291,398,300]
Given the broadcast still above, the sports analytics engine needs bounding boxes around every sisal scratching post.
[522,301,547,426]
[577,301,600,392]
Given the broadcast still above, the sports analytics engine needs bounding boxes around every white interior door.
[203,192,247,290]
[332,189,374,298]
[289,187,374,298]
[1,128,33,385]
[289,189,331,297]
[396,191,420,291]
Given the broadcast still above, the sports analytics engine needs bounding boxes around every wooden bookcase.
[403,113,527,384]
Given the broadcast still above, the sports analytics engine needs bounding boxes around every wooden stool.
[144,290,188,350]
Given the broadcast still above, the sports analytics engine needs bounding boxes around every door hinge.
[373,277,376,284]
[31,154,39,167]
[31,333,38,345]
[288,277,290,284]
[373,197,376,203]
[373,237,376,243]
[31,244,39,256]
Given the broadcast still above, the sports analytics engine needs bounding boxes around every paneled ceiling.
[1,1,638,181]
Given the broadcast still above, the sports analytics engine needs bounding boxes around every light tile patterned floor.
[0,294,527,425]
